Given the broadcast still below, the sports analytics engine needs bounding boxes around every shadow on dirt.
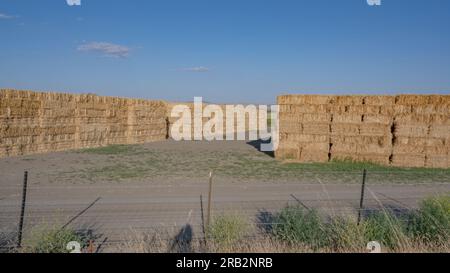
[247,139,275,158]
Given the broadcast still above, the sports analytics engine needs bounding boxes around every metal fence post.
[17,171,29,248]
[206,171,213,235]
[357,169,367,225]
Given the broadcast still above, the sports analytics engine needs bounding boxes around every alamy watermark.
[170,97,279,152]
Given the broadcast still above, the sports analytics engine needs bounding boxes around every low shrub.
[326,217,366,251]
[407,195,450,244]
[272,206,327,248]
[207,214,250,248]
[25,227,85,253]
[363,211,407,250]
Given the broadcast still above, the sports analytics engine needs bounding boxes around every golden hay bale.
[331,135,391,146]
[425,154,448,169]
[329,153,390,165]
[356,143,392,155]
[393,136,430,146]
[279,105,292,113]
[275,147,299,160]
[332,96,364,105]
[330,152,355,162]
[279,112,302,122]
[363,105,382,115]
[330,142,357,154]
[429,125,450,139]
[430,114,450,125]
[301,113,332,123]
[302,122,330,135]
[395,95,431,105]
[412,104,440,115]
[393,143,425,154]
[346,105,367,114]
[333,113,362,123]
[364,96,395,106]
[278,95,331,105]
[357,154,391,165]
[359,124,391,137]
[331,123,360,136]
[425,143,448,155]
[381,105,411,116]
[298,142,330,162]
[288,104,329,114]
[363,114,392,125]
[391,154,426,168]
[395,113,432,124]
[279,121,303,133]
[299,149,329,162]
[427,95,450,105]
[282,133,328,143]
[329,105,367,115]
[394,124,429,138]
[277,140,300,149]
[299,142,329,152]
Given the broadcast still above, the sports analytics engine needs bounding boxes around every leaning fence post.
[17,171,29,248]
[206,171,213,235]
[357,169,367,225]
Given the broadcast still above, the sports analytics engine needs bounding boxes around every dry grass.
[109,231,449,253]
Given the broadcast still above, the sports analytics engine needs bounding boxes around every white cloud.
[182,66,210,72]
[77,42,131,58]
[0,13,16,19]
[66,0,81,6]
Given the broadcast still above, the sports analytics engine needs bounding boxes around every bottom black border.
[1,253,447,272]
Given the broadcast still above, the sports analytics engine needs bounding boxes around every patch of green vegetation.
[271,195,450,251]
[326,216,367,250]
[272,206,328,248]
[363,211,407,249]
[207,214,250,248]
[24,227,87,253]
[283,158,449,173]
[78,144,139,155]
[62,143,449,184]
[407,195,450,243]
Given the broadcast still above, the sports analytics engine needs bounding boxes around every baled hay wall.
[0,89,168,158]
[277,94,449,168]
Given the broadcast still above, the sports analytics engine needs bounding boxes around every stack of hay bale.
[330,96,393,165]
[0,89,168,158]
[126,98,167,144]
[277,95,331,162]
[277,94,449,168]
[392,95,449,168]
[38,92,78,153]
[0,90,44,156]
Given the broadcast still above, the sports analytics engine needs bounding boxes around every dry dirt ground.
[0,140,449,251]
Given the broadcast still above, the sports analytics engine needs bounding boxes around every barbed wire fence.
[0,169,449,253]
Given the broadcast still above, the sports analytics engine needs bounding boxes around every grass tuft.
[272,206,327,248]
[207,214,250,249]
[23,227,87,253]
[407,195,450,244]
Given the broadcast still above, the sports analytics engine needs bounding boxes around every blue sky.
[0,0,449,104]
